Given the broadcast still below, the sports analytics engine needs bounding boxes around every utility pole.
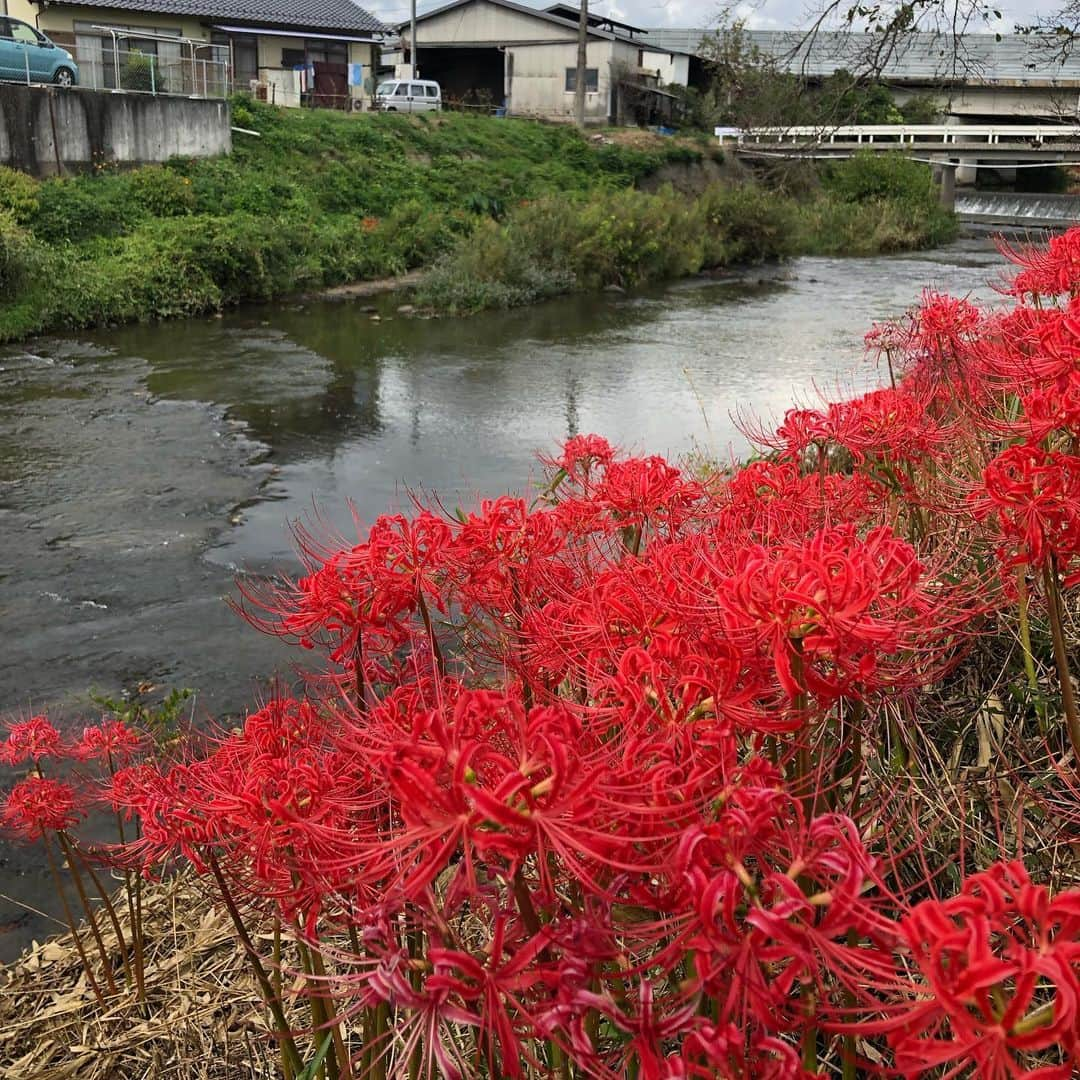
[410,0,418,79]
[573,0,587,128]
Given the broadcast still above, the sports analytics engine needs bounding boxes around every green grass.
[0,105,954,338]
[0,101,700,341]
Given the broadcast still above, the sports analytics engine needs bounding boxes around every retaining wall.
[0,84,230,176]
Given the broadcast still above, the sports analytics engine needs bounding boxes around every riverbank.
[0,102,954,342]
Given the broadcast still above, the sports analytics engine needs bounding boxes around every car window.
[10,21,40,45]
[393,83,409,96]
[425,85,438,97]
[0,19,14,39]
[410,84,424,96]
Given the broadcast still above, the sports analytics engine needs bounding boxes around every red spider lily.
[667,789,898,1048]
[714,461,881,544]
[713,523,965,706]
[1,714,65,765]
[552,433,616,481]
[1014,373,1080,443]
[111,696,385,930]
[73,719,143,765]
[971,443,1080,582]
[239,510,452,669]
[683,1024,815,1079]
[874,860,1080,1079]
[830,386,949,468]
[910,290,983,361]
[1000,230,1080,300]
[591,456,705,535]
[2,776,82,839]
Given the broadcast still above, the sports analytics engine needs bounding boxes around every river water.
[0,236,1008,956]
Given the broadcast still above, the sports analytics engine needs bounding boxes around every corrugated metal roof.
[641,29,1080,85]
[49,0,388,34]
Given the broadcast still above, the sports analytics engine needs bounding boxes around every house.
[3,0,387,107]
[395,0,668,123]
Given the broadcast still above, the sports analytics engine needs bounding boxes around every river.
[0,236,1008,957]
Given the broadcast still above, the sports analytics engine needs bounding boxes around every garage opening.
[416,47,504,109]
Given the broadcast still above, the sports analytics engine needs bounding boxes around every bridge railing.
[716,124,1080,146]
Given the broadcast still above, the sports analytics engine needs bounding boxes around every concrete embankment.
[0,83,230,176]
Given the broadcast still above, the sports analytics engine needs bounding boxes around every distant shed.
[396,0,664,123]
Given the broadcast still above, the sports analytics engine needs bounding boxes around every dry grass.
[0,871,278,1080]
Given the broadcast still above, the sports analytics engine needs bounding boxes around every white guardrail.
[716,124,1080,145]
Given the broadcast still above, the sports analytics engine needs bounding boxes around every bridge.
[715,124,1080,209]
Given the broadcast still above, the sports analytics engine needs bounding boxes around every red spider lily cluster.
[7,231,1080,1078]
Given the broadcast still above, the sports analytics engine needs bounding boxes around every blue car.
[0,17,78,86]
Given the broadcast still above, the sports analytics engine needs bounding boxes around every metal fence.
[4,28,231,99]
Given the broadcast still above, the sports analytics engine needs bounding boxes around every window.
[564,67,598,93]
[393,83,409,96]
[410,83,424,95]
[10,20,41,44]
[425,84,438,97]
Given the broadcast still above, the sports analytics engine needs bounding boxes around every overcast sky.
[371,0,1054,35]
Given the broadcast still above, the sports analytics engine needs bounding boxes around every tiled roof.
[51,0,388,34]
[642,29,1080,85]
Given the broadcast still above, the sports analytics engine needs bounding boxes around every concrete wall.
[0,83,230,176]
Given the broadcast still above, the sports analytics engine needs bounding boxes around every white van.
[376,79,442,112]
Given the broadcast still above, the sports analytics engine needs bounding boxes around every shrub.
[823,151,938,205]
[416,182,798,315]
[699,183,796,266]
[0,166,40,225]
[128,167,197,217]
[0,211,34,292]
[30,177,131,243]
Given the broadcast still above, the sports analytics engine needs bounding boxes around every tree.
[698,20,924,131]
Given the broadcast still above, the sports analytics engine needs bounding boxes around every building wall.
[411,0,577,45]
[8,0,42,24]
[32,4,206,39]
[641,49,688,87]
[506,38,618,122]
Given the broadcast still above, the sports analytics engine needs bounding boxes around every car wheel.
[54,68,74,87]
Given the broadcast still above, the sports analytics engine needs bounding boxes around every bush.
[0,166,40,224]
[0,211,34,292]
[823,151,938,206]
[699,183,796,266]
[415,183,790,315]
[30,177,131,243]
[128,167,197,217]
